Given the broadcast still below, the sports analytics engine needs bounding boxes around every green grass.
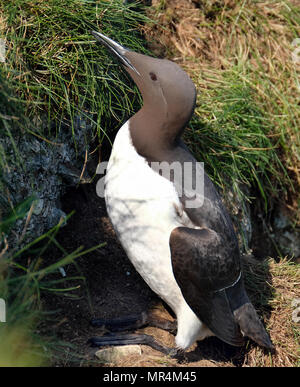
[0,204,106,366]
[0,0,150,366]
[187,73,289,210]
[147,0,300,222]
[0,0,151,211]
[1,0,149,146]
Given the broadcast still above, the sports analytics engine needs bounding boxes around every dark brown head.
[91,31,196,156]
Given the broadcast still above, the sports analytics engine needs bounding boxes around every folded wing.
[169,226,273,349]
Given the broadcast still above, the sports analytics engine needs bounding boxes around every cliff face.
[0,113,93,248]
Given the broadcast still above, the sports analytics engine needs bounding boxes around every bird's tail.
[233,302,274,350]
[225,274,274,351]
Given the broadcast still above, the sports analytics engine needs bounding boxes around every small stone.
[95,345,142,363]
[291,298,300,308]
[32,198,44,215]
[292,307,300,323]
[291,298,300,323]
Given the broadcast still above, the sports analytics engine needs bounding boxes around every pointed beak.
[91,31,140,75]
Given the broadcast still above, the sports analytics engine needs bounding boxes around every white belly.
[104,121,212,349]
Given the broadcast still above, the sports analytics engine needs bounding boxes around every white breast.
[104,121,212,349]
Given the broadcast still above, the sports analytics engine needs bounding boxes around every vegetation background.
[0,0,299,367]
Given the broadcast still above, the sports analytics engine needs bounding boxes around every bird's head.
[91,31,196,129]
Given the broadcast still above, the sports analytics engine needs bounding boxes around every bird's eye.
[149,72,157,81]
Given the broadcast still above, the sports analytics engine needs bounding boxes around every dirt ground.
[42,176,271,368]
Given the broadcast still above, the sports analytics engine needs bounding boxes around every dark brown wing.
[169,226,274,349]
[169,226,244,346]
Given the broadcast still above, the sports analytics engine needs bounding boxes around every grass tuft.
[243,255,299,367]
[1,0,150,143]
[0,208,105,366]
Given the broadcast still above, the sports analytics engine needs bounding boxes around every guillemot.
[89,31,274,355]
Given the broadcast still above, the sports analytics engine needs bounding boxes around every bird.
[89,31,274,356]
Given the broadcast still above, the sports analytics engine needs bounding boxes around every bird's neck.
[129,105,187,161]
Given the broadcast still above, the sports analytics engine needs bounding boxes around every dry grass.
[144,0,300,220]
[243,256,299,367]
[0,9,6,33]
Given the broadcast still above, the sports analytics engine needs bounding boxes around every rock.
[222,186,252,254]
[272,205,300,260]
[291,299,300,324]
[291,298,300,308]
[292,308,300,323]
[0,114,93,248]
[95,345,142,363]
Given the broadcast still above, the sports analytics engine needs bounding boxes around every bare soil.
[42,180,254,367]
